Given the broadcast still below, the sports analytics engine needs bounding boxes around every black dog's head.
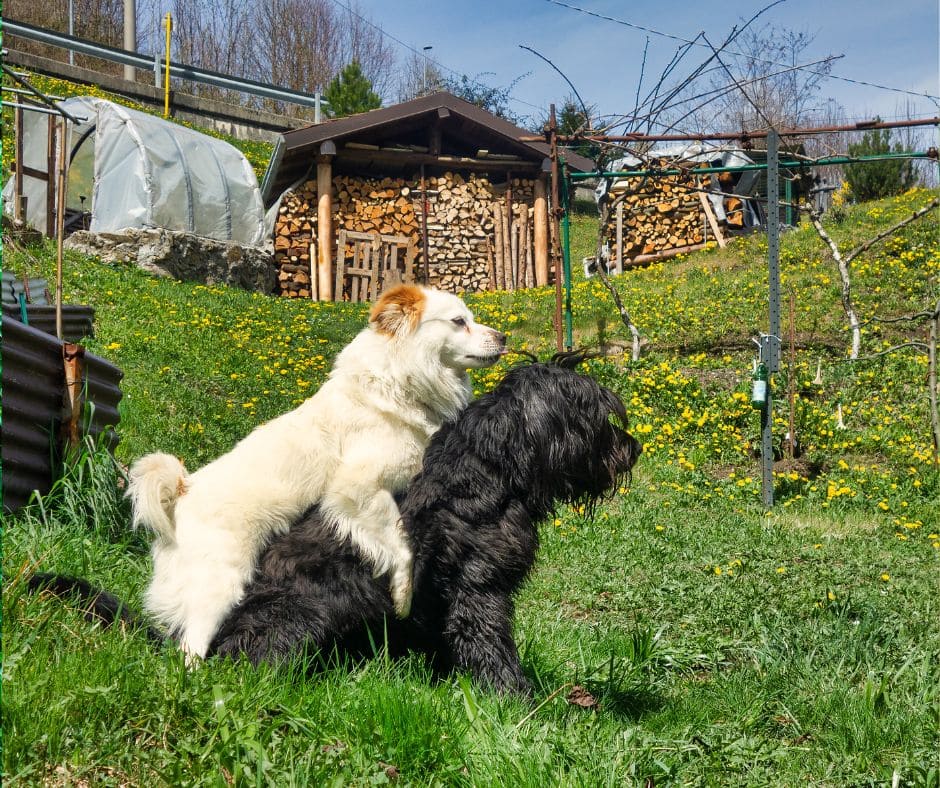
[451,356,641,516]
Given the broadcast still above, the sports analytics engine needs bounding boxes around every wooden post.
[420,165,431,284]
[493,201,505,290]
[533,175,549,286]
[316,152,334,301]
[61,342,86,452]
[615,200,624,274]
[549,106,563,351]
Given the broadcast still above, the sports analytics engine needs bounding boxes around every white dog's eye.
[451,317,467,327]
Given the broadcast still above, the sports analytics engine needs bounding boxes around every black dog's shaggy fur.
[209,360,641,693]
[26,360,640,695]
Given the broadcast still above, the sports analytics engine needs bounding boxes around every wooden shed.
[261,92,594,300]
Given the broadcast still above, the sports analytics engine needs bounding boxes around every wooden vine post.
[316,141,336,301]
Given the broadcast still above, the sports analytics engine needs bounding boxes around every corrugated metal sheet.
[2,271,50,305]
[2,304,96,342]
[2,316,123,512]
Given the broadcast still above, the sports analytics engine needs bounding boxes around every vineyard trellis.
[535,113,939,507]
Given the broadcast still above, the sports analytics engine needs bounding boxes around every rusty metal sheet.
[1,315,123,512]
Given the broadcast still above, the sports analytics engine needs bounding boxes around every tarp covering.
[3,97,266,247]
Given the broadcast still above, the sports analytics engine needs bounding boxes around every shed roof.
[263,92,596,204]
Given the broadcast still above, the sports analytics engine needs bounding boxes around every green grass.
[3,190,939,785]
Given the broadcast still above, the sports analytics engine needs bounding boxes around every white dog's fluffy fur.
[128,285,505,658]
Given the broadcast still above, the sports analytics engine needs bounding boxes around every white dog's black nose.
[491,330,508,347]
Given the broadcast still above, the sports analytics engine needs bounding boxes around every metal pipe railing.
[4,18,327,110]
[569,151,938,180]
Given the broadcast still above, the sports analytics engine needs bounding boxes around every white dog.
[128,285,506,658]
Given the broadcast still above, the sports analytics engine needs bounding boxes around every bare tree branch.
[810,211,863,359]
[844,198,940,265]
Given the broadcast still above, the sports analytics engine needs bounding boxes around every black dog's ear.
[550,348,600,369]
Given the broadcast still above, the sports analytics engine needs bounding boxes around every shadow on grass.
[524,654,666,721]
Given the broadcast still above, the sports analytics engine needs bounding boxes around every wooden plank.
[486,237,496,291]
[493,202,505,290]
[334,229,347,301]
[698,189,727,248]
[403,242,416,284]
[309,239,318,300]
[510,217,519,290]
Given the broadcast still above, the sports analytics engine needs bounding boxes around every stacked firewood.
[425,173,537,293]
[336,176,420,237]
[605,166,706,264]
[273,185,317,297]
[273,172,538,297]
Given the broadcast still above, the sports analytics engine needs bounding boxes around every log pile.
[604,165,706,266]
[425,173,537,293]
[272,172,539,298]
[273,185,317,298]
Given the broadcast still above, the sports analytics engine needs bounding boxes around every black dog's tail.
[26,573,168,646]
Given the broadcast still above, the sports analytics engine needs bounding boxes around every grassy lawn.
[3,190,939,785]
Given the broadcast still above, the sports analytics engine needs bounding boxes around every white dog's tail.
[127,453,189,544]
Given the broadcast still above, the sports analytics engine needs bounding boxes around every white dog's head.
[370,285,507,370]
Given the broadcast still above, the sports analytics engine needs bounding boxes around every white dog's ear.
[371,285,427,336]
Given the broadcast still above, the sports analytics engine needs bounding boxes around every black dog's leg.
[209,589,336,665]
[443,591,531,695]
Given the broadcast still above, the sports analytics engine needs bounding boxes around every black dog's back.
[209,515,402,664]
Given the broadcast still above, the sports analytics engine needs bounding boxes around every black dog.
[28,359,640,695]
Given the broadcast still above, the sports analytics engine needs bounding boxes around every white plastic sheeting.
[3,97,266,247]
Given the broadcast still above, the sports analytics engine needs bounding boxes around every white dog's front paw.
[390,568,413,618]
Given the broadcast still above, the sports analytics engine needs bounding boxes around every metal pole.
[163,13,172,118]
[423,46,432,95]
[68,0,75,66]
[761,128,782,508]
[522,115,940,144]
[123,0,136,82]
[14,100,24,223]
[569,151,937,181]
[55,117,68,341]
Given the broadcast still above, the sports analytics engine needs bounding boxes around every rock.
[65,229,275,293]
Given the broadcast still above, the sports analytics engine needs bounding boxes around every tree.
[439,73,522,124]
[844,124,918,202]
[5,0,124,74]
[323,60,383,117]
[555,96,608,168]
[396,51,445,102]
[661,24,837,134]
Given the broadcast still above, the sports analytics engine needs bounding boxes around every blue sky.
[353,0,939,131]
